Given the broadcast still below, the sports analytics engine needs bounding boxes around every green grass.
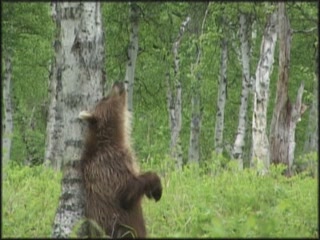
[2,159,318,238]
[143,159,318,238]
[2,163,62,238]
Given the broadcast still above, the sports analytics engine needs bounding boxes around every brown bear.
[79,81,162,238]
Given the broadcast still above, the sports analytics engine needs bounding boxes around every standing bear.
[79,81,162,238]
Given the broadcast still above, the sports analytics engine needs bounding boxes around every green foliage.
[293,151,318,178]
[2,163,62,238]
[143,158,318,238]
[3,2,316,167]
[2,2,53,165]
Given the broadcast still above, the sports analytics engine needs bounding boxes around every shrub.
[293,151,318,178]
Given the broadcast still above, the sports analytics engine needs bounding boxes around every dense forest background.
[2,2,318,238]
[2,2,318,168]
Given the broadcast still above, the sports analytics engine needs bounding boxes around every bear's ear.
[79,110,95,121]
[111,81,126,96]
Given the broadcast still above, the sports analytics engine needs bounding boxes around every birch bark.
[232,13,251,169]
[2,52,13,166]
[124,2,140,113]
[214,17,228,155]
[50,2,106,237]
[304,45,318,153]
[251,12,277,174]
[167,17,190,169]
[44,53,60,169]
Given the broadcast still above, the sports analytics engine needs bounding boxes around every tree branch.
[292,27,317,34]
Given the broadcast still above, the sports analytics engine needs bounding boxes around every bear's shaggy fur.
[79,82,162,238]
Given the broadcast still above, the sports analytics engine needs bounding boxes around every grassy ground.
[2,160,318,238]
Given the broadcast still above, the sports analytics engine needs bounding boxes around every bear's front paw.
[144,172,162,202]
[147,184,162,202]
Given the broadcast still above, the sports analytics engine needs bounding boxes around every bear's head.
[79,82,131,149]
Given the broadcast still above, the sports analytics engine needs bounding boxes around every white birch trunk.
[304,47,318,153]
[167,16,190,169]
[251,12,277,174]
[188,88,201,163]
[214,36,228,155]
[287,84,307,174]
[188,3,209,163]
[51,2,105,237]
[44,57,60,169]
[124,2,139,113]
[232,14,251,169]
[2,52,13,166]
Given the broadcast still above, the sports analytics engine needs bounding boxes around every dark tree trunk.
[269,3,307,176]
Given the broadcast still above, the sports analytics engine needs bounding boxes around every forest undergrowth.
[2,154,318,238]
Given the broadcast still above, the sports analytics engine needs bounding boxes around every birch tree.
[251,11,277,174]
[304,44,318,153]
[232,13,252,169]
[49,2,106,237]
[188,2,209,164]
[124,2,140,113]
[2,52,14,166]
[2,4,15,166]
[44,28,62,170]
[214,15,228,155]
[269,3,307,176]
[166,16,190,169]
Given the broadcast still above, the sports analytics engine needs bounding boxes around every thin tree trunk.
[124,2,140,113]
[44,2,65,171]
[232,13,251,170]
[269,3,307,176]
[51,2,106,237]
[244,18,256,166]
[287,84,307,175]
[188,3,209,164]
[44,57,60,169]
[214,19,228,155]
[166,16,190,170]
[2,51,13,166]
[304,45,318,153]
[251,11,277,174]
